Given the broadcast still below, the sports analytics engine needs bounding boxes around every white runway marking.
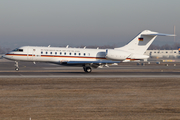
[1,75,180,78]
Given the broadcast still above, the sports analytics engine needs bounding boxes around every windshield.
[13,48,23,52]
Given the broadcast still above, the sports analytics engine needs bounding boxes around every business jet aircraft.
[3,30,174,73]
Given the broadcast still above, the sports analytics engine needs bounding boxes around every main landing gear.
[14,61,19,71]
[83,66,92,73]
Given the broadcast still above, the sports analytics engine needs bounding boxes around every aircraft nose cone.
[2,53,9,59]
[2,54,6,59]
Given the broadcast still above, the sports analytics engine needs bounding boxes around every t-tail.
[106,30,175,61]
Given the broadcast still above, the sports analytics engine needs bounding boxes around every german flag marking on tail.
[138,37,143,41]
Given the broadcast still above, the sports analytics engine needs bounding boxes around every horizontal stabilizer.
[142,32,175,36]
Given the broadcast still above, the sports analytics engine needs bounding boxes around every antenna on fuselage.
[84,46,86,49]
[66,45,69,48]
[48,45,51,47]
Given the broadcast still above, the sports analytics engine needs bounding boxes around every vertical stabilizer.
[115,30,174,55]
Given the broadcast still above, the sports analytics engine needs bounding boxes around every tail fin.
[116,30,175,55]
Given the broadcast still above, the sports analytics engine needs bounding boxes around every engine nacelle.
[106,49,131,61]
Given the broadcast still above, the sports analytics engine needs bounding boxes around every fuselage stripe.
[5,54,106,60]
[126,58,140,61]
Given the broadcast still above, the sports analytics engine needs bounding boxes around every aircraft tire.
[84,67,92,73]
[15,67,19,71]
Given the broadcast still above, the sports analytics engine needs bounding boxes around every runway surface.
[1,59,180,119]
[1,59,180,77]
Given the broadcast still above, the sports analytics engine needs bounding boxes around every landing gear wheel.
[83,66,92,73]
[15,67,19,71]
[14,61,19,71]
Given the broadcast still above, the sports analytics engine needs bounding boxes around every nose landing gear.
[14,61,19,71]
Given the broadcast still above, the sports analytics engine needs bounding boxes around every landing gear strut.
[14,61,19,71]
[83,66,92,73]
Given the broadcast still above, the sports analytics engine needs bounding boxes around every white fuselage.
[4,46,120,64]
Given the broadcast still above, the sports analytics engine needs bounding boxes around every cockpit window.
[13,48,23,52]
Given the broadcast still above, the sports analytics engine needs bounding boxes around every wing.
[66,60,121,65]
[59,60,120,68]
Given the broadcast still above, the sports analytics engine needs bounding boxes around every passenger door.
[27,48,41,61]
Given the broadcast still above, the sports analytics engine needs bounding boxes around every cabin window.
[74,53,76,55]
[50,52,52,54]
[174,52,176,53]
[69,53,71,55]
[88,53,90,56]
[60,52,62,55]
[64,52,66,55]
[84,53,86,56]
[41,52,43,54]
[79,53,81,56]
[46,52,48,54]
[55,52,57,55]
